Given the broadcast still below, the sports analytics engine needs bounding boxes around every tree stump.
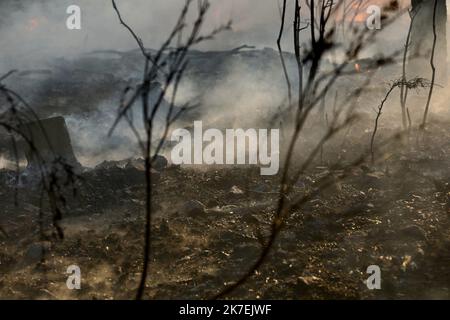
[19,116,81,170]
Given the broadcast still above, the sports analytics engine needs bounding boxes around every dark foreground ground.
[0,117,449,300]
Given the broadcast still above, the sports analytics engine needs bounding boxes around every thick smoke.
[0,1,414,167]
[0,0,291,167]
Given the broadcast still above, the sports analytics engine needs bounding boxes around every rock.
[206,198,219,207]
[298,275,322,286]
[400,225,427,241]
[24,242,51,265]
[152,155,168,171]
[205,207,225,216]
[242,213,260,225]
[296,275,322,292]
[365,171,385,179]
[182,200,206,216]
[217,205,239,214]
[229,185,244,195]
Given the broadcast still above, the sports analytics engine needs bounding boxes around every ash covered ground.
[1,122,450,299]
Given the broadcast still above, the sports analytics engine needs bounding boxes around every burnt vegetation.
[0,0,450,300]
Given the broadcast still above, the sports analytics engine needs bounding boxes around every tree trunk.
[409,0,447,84]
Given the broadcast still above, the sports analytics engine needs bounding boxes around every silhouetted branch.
[0,71,79,244]
[111,0,230,300]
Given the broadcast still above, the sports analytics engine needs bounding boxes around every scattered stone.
[230,185,244,195]
[217,205,239,214]
[152,155,168,171]
[24,241,51,266]
[95,157,166,175]
[298,275,322,286]
[95,159,128,170]
[365,171,385,179]
[182,200,206,216]
[296,275,322,292]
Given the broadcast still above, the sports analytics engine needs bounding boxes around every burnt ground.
[0,117,450,300]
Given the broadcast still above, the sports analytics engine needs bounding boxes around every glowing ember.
[26,18,40,31]
[352,12,368,23]
[354,63,361,73]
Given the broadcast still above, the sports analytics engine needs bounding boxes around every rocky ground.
[0,116,450,300]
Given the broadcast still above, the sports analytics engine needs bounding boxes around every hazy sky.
[0,0,281,60]
[0,0,424,70]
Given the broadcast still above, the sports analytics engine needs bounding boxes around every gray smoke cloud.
[0,0,285,71]
[0,0,412,71]
[0,0,413,167]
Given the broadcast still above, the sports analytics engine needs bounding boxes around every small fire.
[354,63,361,73]
[352,12,368,23]
[26,18,40,31]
